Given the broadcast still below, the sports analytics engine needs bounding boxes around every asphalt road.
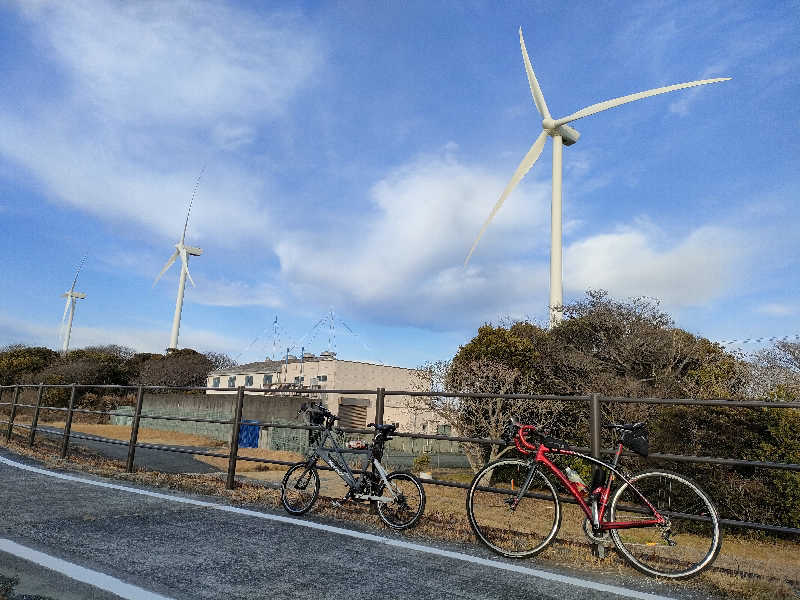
[0,448,716,600]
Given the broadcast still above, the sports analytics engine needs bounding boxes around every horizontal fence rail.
[1,383,798,536]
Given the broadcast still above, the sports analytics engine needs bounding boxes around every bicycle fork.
[507,464,538,510]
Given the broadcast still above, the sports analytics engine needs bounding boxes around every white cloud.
[0,2,320,244]
[18,2,317,125]
[756,303,797,317]
[0,311,244,354]
[187,278,282,308]
[565,224,750,307]
[276,151,552,327]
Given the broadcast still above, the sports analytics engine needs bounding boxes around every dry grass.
[193,448,303,473]
[26,420,227,449]
[1,430,797,600]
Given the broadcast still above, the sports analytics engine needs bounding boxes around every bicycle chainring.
[583,518,612,545]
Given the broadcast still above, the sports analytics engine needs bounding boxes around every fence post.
[226,386,245,490]
[28,384,44,447]
[589,392,604,558]
[126,386,145,473]
[60,384,77,459]
[5,385,20,442]
[590,393,601,461]
[375,388,385,425]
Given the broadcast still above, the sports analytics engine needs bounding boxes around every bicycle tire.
[281,462,320,515]
[376,471,426,529]
[610,470,721,579]
[466,458,561,558]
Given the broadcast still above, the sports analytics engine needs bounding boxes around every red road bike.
[465,418,721,579]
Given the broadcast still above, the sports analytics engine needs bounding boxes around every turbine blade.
[519,28,550,119]
[555,77,731,126]
[181,204,191,244]
[70,253,88,292]
[464,130,548,265]
[61,296,71,326]
[153,251,179,286]
[180,249,195,287]
[181,165,205,243]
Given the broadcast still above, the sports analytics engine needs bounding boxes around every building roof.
[208,357,421,376]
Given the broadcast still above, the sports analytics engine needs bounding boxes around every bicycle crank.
[582,518,612,545]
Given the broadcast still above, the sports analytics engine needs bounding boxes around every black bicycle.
[280,402,426,529]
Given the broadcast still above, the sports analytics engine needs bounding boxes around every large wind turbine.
[154,180,204,352]
[60,256,87,355]
[465,28,730,328]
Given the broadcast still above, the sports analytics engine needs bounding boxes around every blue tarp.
[238,420,260,448]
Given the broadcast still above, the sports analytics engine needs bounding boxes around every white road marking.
[0,454,675,600]
[0,538,174,600]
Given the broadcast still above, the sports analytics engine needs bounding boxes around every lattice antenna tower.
[272,315,279,361]
[328,307,336,354]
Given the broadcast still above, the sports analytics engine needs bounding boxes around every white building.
[206,352,443,434]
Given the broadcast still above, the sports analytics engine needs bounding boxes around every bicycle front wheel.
[466,459,561,558]
[376,471,426,530]
[281,462,320,515]
[610,470,721,579]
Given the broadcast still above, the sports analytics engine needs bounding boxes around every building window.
[294,376,304,384]
[212,377,220,388]
[245,375,253,387]
[263,374,273,386]
[227,376,236,388]
[437,424,452,436]
[317,375,328,382]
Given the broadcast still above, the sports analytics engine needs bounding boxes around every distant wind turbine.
[154,171,205,352]
[465,28,730,328]
[60,255,87,355]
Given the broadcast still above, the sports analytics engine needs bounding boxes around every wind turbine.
[60,255,87,355]
[154,174,204,352]
[465,28,730,328]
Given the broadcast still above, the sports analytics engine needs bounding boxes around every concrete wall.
[110,393,308,442]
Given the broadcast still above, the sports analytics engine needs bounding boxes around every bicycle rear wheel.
[281,462,320,515]
[610,470,721,579]
[376,471,426,530]
[466,459,561,558]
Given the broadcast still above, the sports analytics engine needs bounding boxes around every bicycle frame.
[513,425,666,531]
[307,425,398,503]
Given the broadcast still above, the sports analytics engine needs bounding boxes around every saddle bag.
[620,424,649,457]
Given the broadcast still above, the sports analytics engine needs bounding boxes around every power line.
[716,334,800,346]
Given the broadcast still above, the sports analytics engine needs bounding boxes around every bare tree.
[410,359,532,472]
[745,341,800,400]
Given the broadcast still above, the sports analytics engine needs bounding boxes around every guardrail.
[1,383,798,535]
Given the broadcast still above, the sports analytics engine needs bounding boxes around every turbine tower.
[466,28,730,328]
[154,184,204,352]
[60,256,87,355]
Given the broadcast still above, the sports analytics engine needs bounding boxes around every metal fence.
[1,383,798,535]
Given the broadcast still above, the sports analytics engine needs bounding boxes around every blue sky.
[1,1,798,368]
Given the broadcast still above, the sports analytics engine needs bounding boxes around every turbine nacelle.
[176,243,203,257]
[547,123,580,146]
[62,291,87,299]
